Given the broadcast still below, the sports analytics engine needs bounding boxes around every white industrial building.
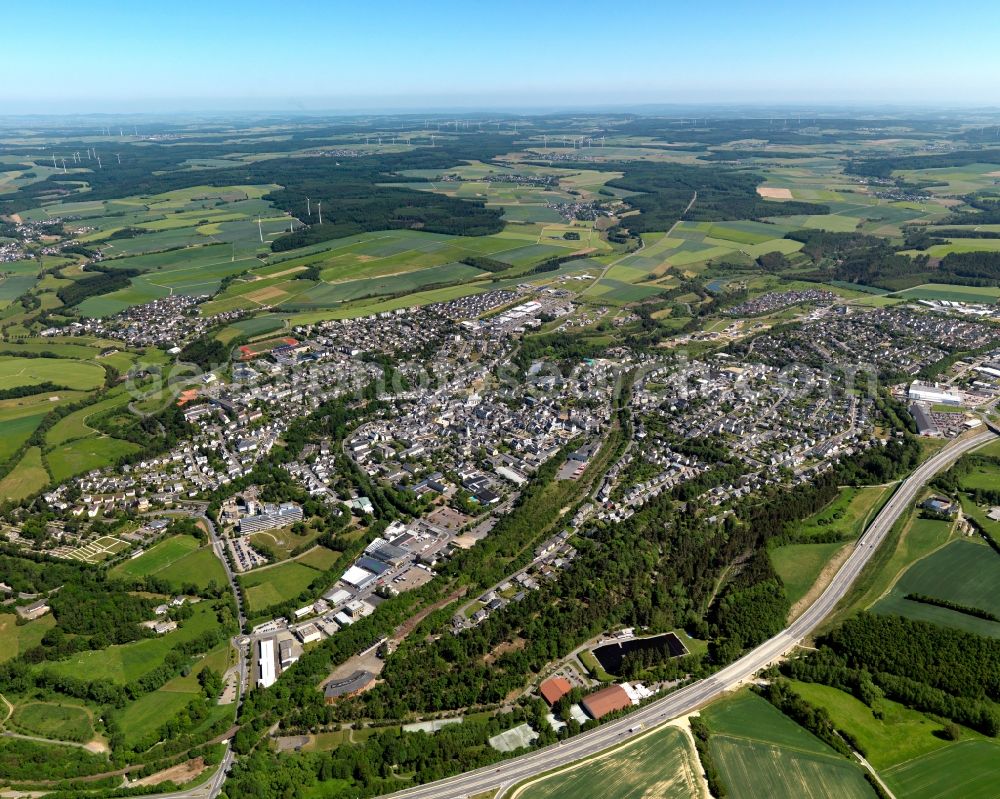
[258,638,277,689]
[908,382,964,406]
[341,564,377,589]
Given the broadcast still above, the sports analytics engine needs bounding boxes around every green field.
[789,681,957,770]
[702,692,875,799]
[958,459,1000,492]
[46,389,133,447]
[513,724,702,799]
[770,487,889,607]
[10,702,94,742]
[239,560,322,612]
[829,513,954,628]
[889,283,1000,303]
[0,611,56,662]
[882,740,1000,799]
[46,435,139,483]
[771,541,848,607]
[40,602,220,685]
[117,645,235,748]
[872,539,1000,637]
[111,535,227,592]
[0,446,50,500]
[0,356,105,391]
[0,409,49,461]
[293,546,340,571]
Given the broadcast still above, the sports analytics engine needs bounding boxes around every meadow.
[789,680,976,770]
[201,225,591,316]
[771,542,849,608]
[0,356,105,391]
[512,724,703,799]
[0,611,56,662]
[826,511,954,629]
[0,446,50,500]
[10,701,94,743]
[40,602,220,685]
[45,388,134,447]
[888,283,1000,303]
[117,644,235,748]
[770,486,889,607]
[47,435,139,483]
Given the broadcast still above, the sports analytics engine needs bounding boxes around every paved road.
[377,428,996,799]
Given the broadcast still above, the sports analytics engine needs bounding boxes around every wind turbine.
[257,217,264,243]
[115,153,121,165]
[61,158,67,173]
[96,155,102,169]
[51,155,57,169]
[317,201,322,225]
[306,197,311,217]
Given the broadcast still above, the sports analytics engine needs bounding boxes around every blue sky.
[5,0,1000,113]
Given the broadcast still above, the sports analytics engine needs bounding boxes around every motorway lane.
[379,428,996,799]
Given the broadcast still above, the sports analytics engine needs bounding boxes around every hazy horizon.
[6,0,1000,115]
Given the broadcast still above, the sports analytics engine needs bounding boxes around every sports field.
[239,560,322,612]
[702,692,875,799]
[513,724,703,799]
[112,535,227,592]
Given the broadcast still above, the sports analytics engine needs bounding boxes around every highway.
[378,427,996,799]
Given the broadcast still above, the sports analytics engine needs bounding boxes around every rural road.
[374,427,996,799]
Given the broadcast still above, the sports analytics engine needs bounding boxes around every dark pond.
[592,632,688,675]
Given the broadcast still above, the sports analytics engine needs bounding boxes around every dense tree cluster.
[784,613,1000,736]
[755,680,858,757]
[602,162,827,233]
[55,264,140,308]
[847,148,1000,180]
[690,715,727,798]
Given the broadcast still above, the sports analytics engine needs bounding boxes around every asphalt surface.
[377,428,996,799]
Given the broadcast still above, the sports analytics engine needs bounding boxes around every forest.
[847,148,1000,179]
[602,161,828,232]
[784,613,1000,736]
